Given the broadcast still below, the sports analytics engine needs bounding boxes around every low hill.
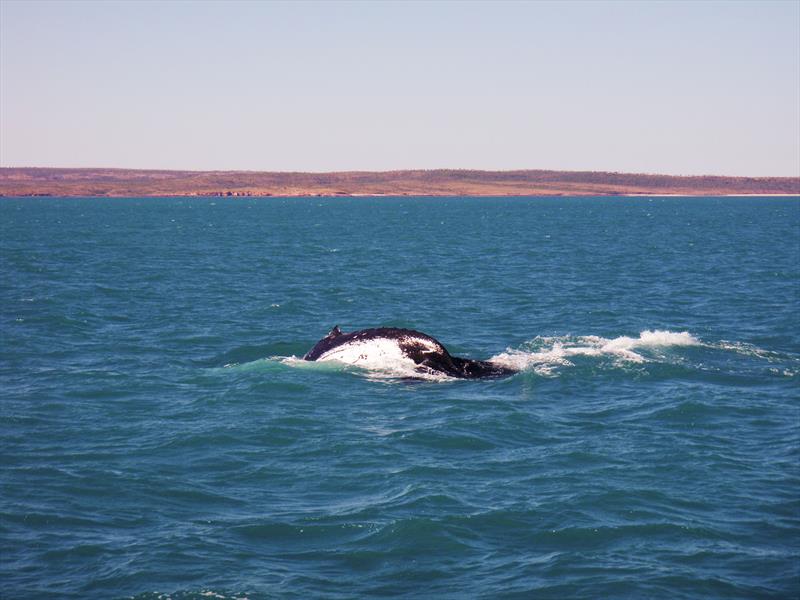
[1,167,797,197]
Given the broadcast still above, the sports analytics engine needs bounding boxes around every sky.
[1,0,798,176]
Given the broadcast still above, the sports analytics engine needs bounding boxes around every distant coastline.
[0,167,798,197]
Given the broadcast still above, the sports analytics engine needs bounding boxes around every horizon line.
[2,165,799,180]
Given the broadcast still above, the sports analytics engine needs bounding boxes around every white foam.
[598,330,700,360]
[489,330,701,374]
[714,340,777,360]
[632,330,700,347]
[278,356,349,372]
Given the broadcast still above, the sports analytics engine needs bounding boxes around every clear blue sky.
[1,0,798,176]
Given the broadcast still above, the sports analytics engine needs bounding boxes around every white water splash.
[490,330,702,375]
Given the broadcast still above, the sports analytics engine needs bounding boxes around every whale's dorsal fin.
[327,325,342,338]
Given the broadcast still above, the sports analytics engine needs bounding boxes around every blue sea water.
[1,196,798,599]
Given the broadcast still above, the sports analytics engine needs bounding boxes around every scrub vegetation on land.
[1,167,798,197]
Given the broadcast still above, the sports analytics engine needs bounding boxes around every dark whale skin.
[303,326,516,380]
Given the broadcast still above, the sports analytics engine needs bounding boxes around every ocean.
[1,196,798,599]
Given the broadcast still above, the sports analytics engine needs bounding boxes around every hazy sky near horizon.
[1,0,798,176]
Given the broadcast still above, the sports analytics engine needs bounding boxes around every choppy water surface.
[1,196,798,599]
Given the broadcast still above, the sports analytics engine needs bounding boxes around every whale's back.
[302,326,515,379]
[304,327,448,362]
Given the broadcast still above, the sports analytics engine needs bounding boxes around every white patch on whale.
[313,335,450,379]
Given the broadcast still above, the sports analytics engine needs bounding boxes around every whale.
[303,326,517,379]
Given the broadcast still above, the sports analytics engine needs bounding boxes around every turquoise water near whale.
[1,196,798,599]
